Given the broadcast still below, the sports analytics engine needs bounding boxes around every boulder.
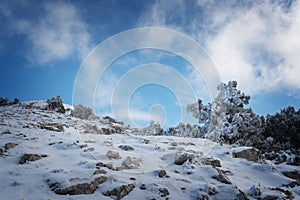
[158,169,167,178]
[93,169,107,175]
[55,176,106,195]
[38,123,64,132]
[232,147,261,162]
[119,145,134,151]
[282,170,300,184]
[202,157,221,167]
[212,168,232,184]
[122,157,140,169]
[106,150,121,159]
[159,188,169,197]
[102,184,135,199]
[174,153,193,165]
[4,142,18,151]
[19,153,48,164]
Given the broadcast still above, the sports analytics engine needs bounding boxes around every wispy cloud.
[1,1,92,65]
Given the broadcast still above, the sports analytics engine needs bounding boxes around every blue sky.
[1,0,300,128]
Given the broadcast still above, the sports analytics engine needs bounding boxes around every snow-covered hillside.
[0,100,299,199]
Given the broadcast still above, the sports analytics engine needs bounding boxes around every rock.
[158,169,167,178]
[1,130,12,135]
[159,188,169,197]
[282,170,300,184]
[143,139,150,144]
[10,181,21,186]
[122,157,140,169]
[103,116,123,125]
[102,184,135,199]
[0,148,3,155]
[4,143,18,151]
[262,195,280,200]
[96,162,114,170]
[232,147,261,162]
[174,153,193,165]
[84,147,95,152]
[19,154,48,164]
[99,128,111,135]
[46,96,65,113]
[80,144,88,148]
[289,156,300,166]
[270,187,293,199]
[106,150,121,159]
[202,157,221,167]
[93,169,107,175]
[212,168,232,184]
[119,145,134,151]
[140,184,146,190]
[49,182,61,191]
[55,176,106,195]
[247,185,261,197]
[237,189,249,200]
[38,123,64,132]
[171,142,178,146]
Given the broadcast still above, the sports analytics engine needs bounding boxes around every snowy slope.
[0,102,299,200]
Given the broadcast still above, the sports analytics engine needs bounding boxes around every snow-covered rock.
[232,147,261,162]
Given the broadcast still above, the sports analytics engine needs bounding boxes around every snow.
[0,102,299,199]
[232,146,253,154]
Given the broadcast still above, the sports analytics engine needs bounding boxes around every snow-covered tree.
[187,81,265,145]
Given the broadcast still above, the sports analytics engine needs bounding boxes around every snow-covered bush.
[167,123,203,138]
[0,97,19,106]
[9,98,20,105]
[140,120,164,136]
[71,104,97,120]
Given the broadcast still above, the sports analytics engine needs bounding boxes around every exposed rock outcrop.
[4,142,18,151]
[232,147,261,162]
[119,145,134,151]
[55,176,107,195]
[46,96,65,113]
[19,153,48,164]
[102,184,135,199]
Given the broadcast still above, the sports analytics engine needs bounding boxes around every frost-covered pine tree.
[187,81,265,146]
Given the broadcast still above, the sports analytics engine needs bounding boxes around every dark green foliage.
[0,97,19,106]
[263,106,300,149]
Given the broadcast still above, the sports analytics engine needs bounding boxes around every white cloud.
[138,0,300,98]
[4,1,92,65]
[205,1,300,96]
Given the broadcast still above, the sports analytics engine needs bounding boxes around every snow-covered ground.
[0,102,299,199]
